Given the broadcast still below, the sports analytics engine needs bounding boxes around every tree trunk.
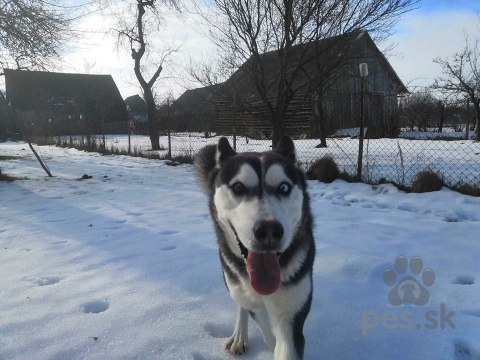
[439,104,444,132]
[271,119,283,149]
[317,100,327,147]
[144,90,160,150]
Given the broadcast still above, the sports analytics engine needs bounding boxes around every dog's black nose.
[254,220,284,244]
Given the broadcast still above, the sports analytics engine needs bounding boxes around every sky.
[61,0,480,100]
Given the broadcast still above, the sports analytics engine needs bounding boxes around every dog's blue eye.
[278,182,291,195]
[232,182,245,194]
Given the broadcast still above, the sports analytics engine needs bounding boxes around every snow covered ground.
[1,141,480,360]
[73,132,480,186]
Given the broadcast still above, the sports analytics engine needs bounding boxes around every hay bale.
[307,156,339,183]
[411,170,444,193]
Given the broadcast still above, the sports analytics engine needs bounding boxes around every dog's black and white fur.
[195,136,315,360]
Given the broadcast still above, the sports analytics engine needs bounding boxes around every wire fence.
[5,102,479,187]
[47,128,480,188]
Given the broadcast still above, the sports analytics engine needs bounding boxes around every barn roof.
[170,85,219,115]
[4,69,126,120]
[216,31,407,102]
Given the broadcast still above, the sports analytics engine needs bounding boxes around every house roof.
[125,94,147,113]
[4,69,127,120]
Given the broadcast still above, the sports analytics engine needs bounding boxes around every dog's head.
[195,136,307,295]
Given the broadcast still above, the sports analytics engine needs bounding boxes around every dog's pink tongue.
[246,251,281,295]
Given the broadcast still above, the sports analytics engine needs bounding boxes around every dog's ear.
[217,137,236,165]
[275,135,296,161]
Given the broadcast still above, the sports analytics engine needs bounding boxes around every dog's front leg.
[249,308,276,351]
[269,291,312,360]
[270,314,301,360]
[225,305,249,355]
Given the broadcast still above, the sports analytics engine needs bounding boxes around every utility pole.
[357,63,369,181]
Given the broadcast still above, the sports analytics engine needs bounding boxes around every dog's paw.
[225,335,248,356]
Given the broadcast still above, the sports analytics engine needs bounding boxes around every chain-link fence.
[48,127,480,188]
[13,94,478,188]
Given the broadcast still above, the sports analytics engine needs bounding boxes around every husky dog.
[195,136,315,360]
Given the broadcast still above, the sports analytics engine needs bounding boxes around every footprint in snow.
[454,341,473,360]
[203,323,232,338]
[20,248,31,252]
[192,352,223,360]
[161,246,176,251]
[52,241,68,245]
[331,200,351,207]
[81,300,109,314]
[41,219,68,224]
[109,219,127,224]
[159,229,180,236]
[27,276,64,286]
[452,275,475,285]
[73,191,88,196]
[462,309,480,318]
[127,212,143,216]
[86,206,101,210]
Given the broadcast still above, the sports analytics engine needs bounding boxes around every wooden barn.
[166,85,218,134]
[4,69,127,137]
[212,31,407,138]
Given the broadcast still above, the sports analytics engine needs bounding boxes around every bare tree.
[0,1,92,75]
[192,0,417,147]
[434,31,480,140]
[114,0,179,150]
[402,90,437,132]
[435,94,460,133]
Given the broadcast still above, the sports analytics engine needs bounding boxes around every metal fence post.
[357,63,369,181]
[167,98,172,159]
[101,111,106,152]
[466,99,470,140]
[233,88,237,151]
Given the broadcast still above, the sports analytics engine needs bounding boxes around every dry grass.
[33,137,195,164]
[0,168,25,182]
[306,156,340,183]
[410,170,444,193]
[0,155,23,161]
[452,183,480,197]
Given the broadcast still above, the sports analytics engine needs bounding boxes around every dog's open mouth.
[230,223,281,296]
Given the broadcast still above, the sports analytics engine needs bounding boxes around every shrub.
[338,171,357,183]
[160,153,194,164]
[0,167,20,182]
[247,127,267,140]
[411,170,444,193]
[454,183,480,197]
[306,156,339,183]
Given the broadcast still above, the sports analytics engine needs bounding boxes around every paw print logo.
[383,256,435,306]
